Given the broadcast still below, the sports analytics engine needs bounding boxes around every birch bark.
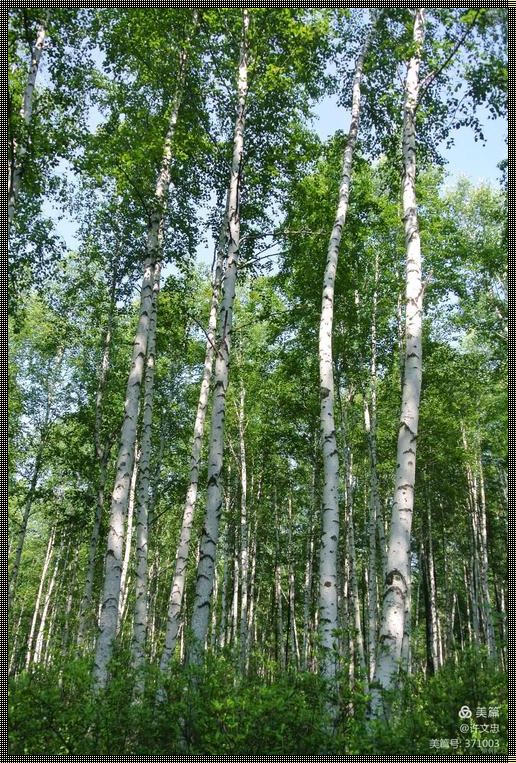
[93,24,193,688]
[238,387,249,670]
[372,8,426,716]
[188,9,250,664]
[25,527,55,669]
[34,543,62,665]
[77,272,117,649]
[132,264,161,687]
[159,223,226,673]
[317,13,375,685]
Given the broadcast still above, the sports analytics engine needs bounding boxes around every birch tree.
[132,265,161,688]
[188,8,250,664]
[317,11,376,687]
[93,22,195,689]
[159,218,226,674]
[77,264,117,649]
[372,8,426,717]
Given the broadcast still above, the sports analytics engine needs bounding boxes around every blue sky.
[48,91,506,264]
[313,96,507,186]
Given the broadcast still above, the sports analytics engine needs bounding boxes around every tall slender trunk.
[364,406,378,682]
[61,545,79,659]
[364,255,381,681]
[159,227,226,673]
[45,541,72,665]
[303,479,316,670]
[317,15,374,687]
[426,504,440,672]
[25,527,55,669]
[34,542,63,666]
[118,445,139,632]
[246,508,258,662]
[372,8,426,717]
[188,9,250,664]
[231,514,240,647]
[400,571,412,673]
[9,603,25,677]
[8,13,48,231]
[8,449,42,610]
[273,489,285,669]
[462,428,496,656]
[245,467,260,660]
[77,274,117,649]
[218,518,230,650]
[132,265,161,690]
[274,561,284,669]
[77,450,109,649]
[285,493,299,669]
[344,440,367,683]
[493,581,506,670]
[93,26,193,688]
[9,348,62,610]
[93,262,153,686]
[146,558,159,661]
[447,592,457,663]
[477,458,497,657]
[238,387,249,670]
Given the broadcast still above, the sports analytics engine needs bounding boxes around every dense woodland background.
[8,8,507,755]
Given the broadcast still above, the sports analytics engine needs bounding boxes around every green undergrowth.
[8,648,507,754]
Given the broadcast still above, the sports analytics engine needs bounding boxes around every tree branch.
[418,11,481,104]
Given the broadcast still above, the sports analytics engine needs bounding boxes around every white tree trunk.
[188,9,250,664]
[303,522,315,671]
[159,224,226,673]
[34,543,62,666]
[364,256,381,681]
[372,8,426,718]
[9,603,25,677]
[77,279,116,649]
[218,518,230,650]
[246,510,258,661]
[462,427,496,656]
[93,31,192,688]
[400,567,412,674]
[77,450,109,650]
[118,445,139,631]
[132,264,161,689]
[349,484,367,682]
[61,545,79,658]
[25,527,55,669]
[8,14,48,231]
[8,450,42,610]
[426,506,440,672]
[231,517,240,647]
[477,457,497,657]
[93,256,154,689]
[317,15,374,685]
[9,347,61,610]
[238,387,249,670]
[275,561,284,668]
